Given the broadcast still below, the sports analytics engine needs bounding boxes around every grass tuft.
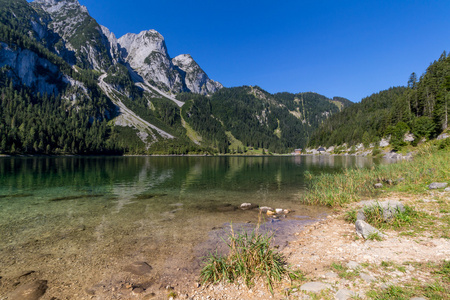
[200,227,301,293]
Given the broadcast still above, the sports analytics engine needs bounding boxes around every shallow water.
[0,155,380,298]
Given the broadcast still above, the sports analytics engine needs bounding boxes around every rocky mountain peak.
[33,0,88,15]
[118,30,169,62]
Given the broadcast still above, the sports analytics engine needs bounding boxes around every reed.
[302,142,450,207]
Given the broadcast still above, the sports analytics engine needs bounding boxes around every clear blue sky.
[38,0,450,102]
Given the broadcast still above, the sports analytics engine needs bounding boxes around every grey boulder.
[355,220,386,239]
[428,182,448,189]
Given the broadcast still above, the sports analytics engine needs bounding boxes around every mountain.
[309,51,450,149]
[0,0,349,155]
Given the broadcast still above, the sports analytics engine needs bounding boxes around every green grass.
[302,143,450,207]
[331,262,360,280]
[200,228,302,293]
[366,261,450,300]
[362,203,420,230]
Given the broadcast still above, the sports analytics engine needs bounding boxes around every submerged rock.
[124,261,153,276]
[259,206,273,212]
[240,203,257,210]
[8,280,48,300]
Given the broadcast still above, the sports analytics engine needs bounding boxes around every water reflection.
[0,155,383,298]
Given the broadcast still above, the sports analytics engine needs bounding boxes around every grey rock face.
[428,182,448,189]
[355,220,386,239]
[444,187,450,192]
[300,282,331,293]
[33,0,115,71]
[118,31,222,95]
[172,54,222,95]
[0,43,65,94]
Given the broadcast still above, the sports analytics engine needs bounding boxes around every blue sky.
[39,0,450,102]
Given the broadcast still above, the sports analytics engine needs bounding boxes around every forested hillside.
[309,52,450,149]
[0,0,350,155]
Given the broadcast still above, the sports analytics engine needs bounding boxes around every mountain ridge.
[0,0,351,155]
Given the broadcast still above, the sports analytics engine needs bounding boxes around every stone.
[346,261,360,270]
[240,203,257,210]
[445,187,450,192]
[358,200,405,221]
[410,298,427,300]
[374,183,383,189]
[325,272,338,278]
[8,280,48,300]
[437,133,449,140]
[300,282,331,293]
[360,272,376,283]
[429,182,448,189]
[355,220,386,240]
[379,138,389,147]
[335,289,356,300]
[259,206,273,212]
[124,261,153,276]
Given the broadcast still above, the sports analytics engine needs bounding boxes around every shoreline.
[190,191,450,299]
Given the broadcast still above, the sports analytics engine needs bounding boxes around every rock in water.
[355,220,386,239]
[8,280,48,300]
[240,203,257,210]
[429,182,448,189]
[259,206,273,212]
[124,261,153,276]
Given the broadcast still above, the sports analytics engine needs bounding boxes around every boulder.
[445,187,450,192]
[355,220,386,239]
[8,280,48,300]
[374,183,383,189]
[428,182,448,190]
[357,200,405,222]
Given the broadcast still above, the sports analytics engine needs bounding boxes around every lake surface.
[0,155,380,298]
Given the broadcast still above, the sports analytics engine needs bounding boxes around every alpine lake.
[0,155,383,298]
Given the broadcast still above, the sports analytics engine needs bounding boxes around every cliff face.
[30,0,222,94]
